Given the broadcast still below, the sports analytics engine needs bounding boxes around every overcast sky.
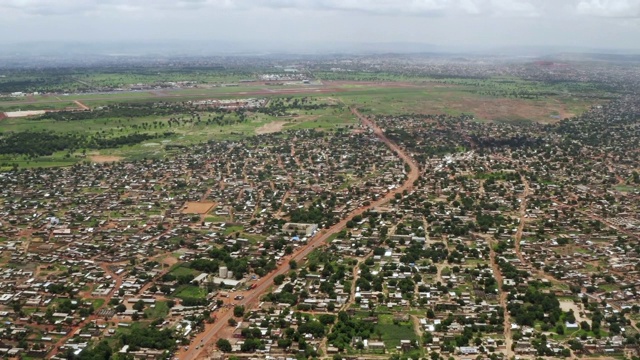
[1,0,639,51]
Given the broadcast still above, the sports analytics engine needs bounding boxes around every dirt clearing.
[181,201,216,214]
[159,254,179,267]
[417,96,580,124]
[256,121,287,135]
[90,155,123,163]
[560,300,591,325]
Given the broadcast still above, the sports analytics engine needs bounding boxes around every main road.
[179,108,420,360]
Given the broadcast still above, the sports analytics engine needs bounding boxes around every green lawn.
[173,285,207,300]
[169,266,200,277]
[223,225,244,236]
[144,301,170,320]
[376,314,417,348]
[91,298,105,309]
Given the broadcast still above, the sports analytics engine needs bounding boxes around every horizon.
[1,0,639,56]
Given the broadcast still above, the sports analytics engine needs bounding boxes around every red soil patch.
[181,201,216,215]
[90,155,123,163]
[255,121,287,135]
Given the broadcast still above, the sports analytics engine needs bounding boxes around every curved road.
[179,108,420,360]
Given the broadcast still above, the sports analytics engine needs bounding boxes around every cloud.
[0,0,545,18]
[244,0,543,17]
[576,0,640,18]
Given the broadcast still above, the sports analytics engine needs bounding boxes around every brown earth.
[74,100,90,110]
[472,97,575,123]
[255,121,287,135]
[90,155,123,163]
[161,255,179,267]
[181,201,216,214]
[416,96,577,124]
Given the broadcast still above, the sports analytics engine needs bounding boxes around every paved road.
[179,109,420,360]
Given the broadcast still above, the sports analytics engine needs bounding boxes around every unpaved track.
[179,108,420,360]
[74,100,90,110]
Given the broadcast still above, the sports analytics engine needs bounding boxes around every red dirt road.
[179,109,420,360]
[74,100,90,110]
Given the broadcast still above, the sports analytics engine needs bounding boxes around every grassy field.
[0,103,357,169]
[0,68,256,94]
[0,76,604,170]
[376,314,417,348]
[144,301,170,320]
[0,78,599,118]
[173,285,208,300]
[169,266,200,277]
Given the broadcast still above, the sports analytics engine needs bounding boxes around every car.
[234,295,244,300]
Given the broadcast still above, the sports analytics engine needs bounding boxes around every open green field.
[0,68,257,94]
[0,100,357,169]
[0,75,606,169]
[144,301,170,320]
[375,314,418,348]
[173,285,208,300]
[0,77,601,117]
[169,266,201,278]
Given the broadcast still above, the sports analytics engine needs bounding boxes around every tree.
[133,300,145,312]
[318,314,336,325]
[298,320,325,337]
[569,339,583,351]
[289,260,297,270]
[217,338,232,352]
[234,305,245,317]
[274,274,286,285]
[427,308,435,319]
[228,318,237,326]
[115,304,126,313]
[580,321,590,331]
[277,338,292,349]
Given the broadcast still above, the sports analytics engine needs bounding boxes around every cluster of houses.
[0,75,639,360]
[0,127,406,358]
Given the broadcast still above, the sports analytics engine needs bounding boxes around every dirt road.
[179,108,420,360]
[485,234,515,359]
[513,175,530,263]
[74,100,90,110]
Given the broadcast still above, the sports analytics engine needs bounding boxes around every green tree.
[217,338,232,352]
[274,274,286,285]
[133,300,145,312]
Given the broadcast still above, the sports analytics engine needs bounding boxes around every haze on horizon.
[1,0,639,54]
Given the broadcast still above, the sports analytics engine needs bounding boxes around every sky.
[1,0,639,52]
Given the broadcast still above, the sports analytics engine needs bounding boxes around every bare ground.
[560,300,591,325]
[90,155,123,163]
[432,97,578,123]
[181,201,216,214]
[74,100,90,110]
[255,121,287,135]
